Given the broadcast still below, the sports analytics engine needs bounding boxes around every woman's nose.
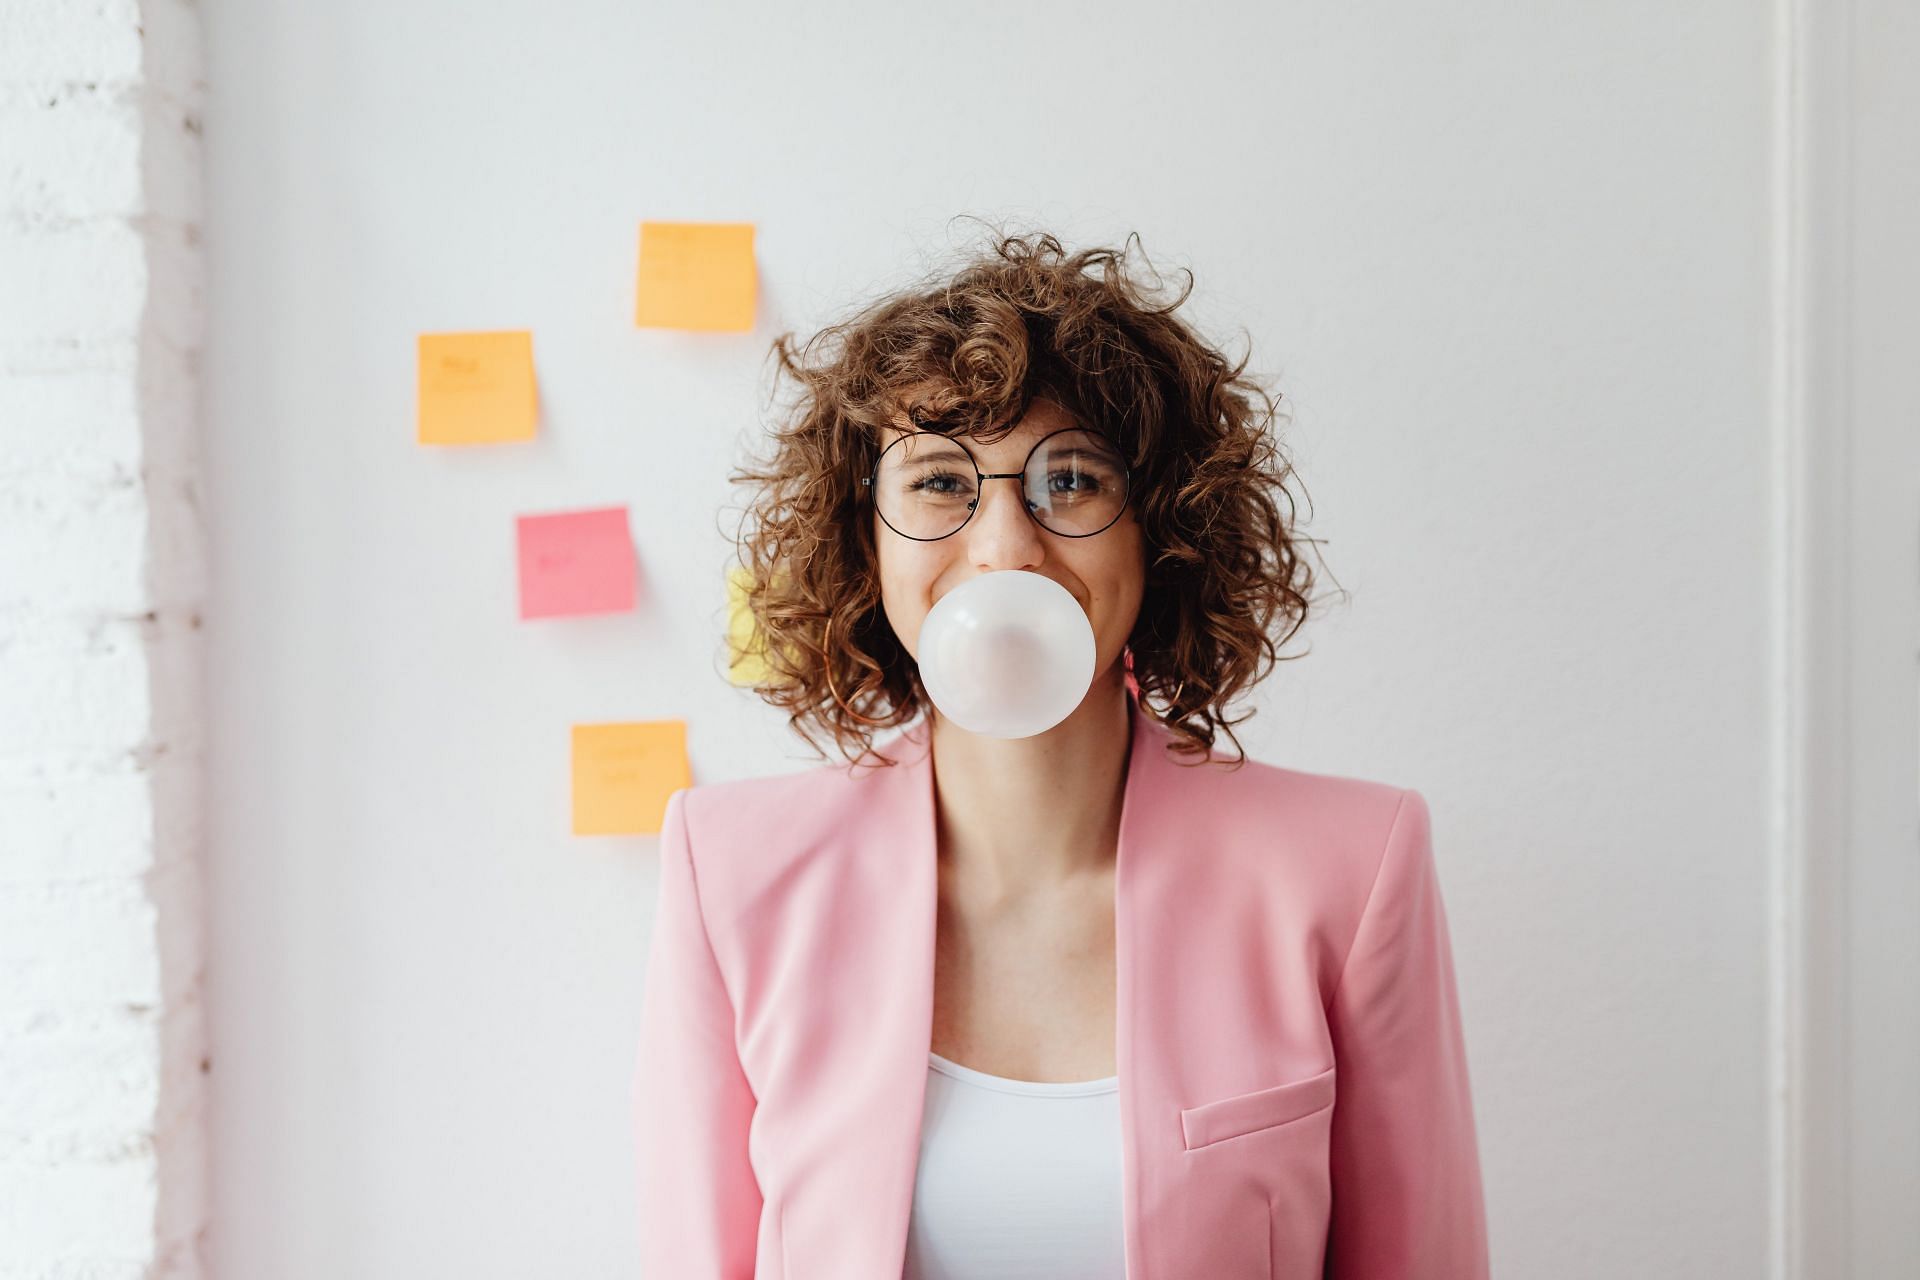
[964,474,1044,570]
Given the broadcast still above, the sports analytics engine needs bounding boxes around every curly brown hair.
[722,222,1328,769]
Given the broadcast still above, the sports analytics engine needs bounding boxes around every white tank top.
[901,1051,1125,1279]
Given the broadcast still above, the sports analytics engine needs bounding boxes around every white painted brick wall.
[0,1,207,1277]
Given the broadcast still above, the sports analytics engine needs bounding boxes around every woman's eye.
[1049,469,1100,494]
[909,471,968,495]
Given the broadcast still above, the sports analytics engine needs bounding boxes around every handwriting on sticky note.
[516,506,636,620]
[572,721,690,836]
[635,221,756,332]
[418,331,537,444]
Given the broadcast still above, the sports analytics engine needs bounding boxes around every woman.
[633,229,1489,1278]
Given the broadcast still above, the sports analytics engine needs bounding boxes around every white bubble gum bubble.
[917,570,1096,739]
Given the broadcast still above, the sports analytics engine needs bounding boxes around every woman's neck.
[927,669,1133,903]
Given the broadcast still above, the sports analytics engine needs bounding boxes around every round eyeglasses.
[861,427,1131,542]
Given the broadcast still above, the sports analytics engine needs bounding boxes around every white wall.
[1,0,209,1275]
[191,2,1906,1278]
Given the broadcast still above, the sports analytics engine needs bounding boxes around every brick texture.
[0,1,208,1276]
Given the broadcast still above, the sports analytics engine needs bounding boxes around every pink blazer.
[633,692,1490,1278]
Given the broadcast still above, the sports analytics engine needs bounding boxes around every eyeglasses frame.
[860,426,1132,542]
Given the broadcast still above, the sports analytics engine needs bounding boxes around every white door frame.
[1772,1,1920,1275]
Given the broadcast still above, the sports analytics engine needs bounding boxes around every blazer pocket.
[1180,1064,1336,1151]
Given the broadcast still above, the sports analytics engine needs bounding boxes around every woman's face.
[871,398,1147,695]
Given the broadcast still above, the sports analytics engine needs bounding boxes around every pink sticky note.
[516,506,637,620]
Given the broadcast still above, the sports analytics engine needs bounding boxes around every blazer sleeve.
[1324,787,1490,1279]
[632,788,763,1278]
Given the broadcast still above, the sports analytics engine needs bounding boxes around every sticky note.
[726,564,772,686]
[517,506,637,620]
[635,221,756,332]
[572,720,690,836]
[417,331,538,444]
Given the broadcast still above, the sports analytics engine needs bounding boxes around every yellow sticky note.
[572,721,691,836]
[726,565,772,686]
[635,221,756,332]
[417,331,538,445]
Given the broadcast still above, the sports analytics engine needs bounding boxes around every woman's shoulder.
[670,734,922,852]
[1161,736,1415,832]
[1157,743,1432,909]
[675,757,863,821]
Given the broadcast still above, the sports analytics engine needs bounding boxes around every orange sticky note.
[417,331,538,444]
[572,721,691,836]
[725,565,771,686]
[517,506,637,620]
[635,221,756,332]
